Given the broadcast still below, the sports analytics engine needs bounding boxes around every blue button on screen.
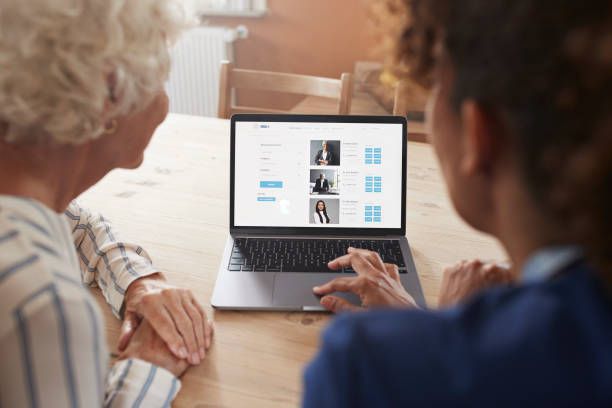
[260,181,283,188]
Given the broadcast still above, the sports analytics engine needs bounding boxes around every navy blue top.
[303,260,612,407]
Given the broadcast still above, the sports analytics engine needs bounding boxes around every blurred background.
[170,0,428,121]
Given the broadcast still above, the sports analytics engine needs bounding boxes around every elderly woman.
[0,0,211,406]
[305,0,612,406]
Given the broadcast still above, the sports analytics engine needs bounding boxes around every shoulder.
[0,208,51,287]
[306,267,612,405]
[0,200,69,275]
[318,267,607,357]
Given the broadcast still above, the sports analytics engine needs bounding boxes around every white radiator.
[166,26,247,117]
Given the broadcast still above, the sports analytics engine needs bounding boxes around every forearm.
[65,201,158,317]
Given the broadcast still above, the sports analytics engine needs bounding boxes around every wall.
[205,0,379,110]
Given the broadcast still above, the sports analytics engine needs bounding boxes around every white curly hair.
[0,0,187,144]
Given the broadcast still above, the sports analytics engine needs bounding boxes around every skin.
[437,259,515,308]
[314,51,562,312]
[120,320,189,377]
[317,248,417,312]
[0,90,213,371]
[120,274,214,364]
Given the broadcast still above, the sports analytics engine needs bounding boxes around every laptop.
[211,114,425,311]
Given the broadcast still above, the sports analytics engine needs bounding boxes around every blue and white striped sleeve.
[3,288,108,408]
[4,280,180,408]
[63,201,157,318]
[106,359,181,408]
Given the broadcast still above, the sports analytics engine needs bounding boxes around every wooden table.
[78,113,505,407]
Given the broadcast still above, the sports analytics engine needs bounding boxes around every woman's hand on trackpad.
[312,247,419,313]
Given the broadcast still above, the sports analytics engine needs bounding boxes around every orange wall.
[206,0,379,109]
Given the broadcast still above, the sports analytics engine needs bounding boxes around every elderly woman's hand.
[313,247,418,313]
[119,319,190,378]
[118,274,214,365]
[438,260,516,308]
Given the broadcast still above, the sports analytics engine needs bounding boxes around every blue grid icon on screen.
[365,176,382,193]
[365,147,373,164]
[365,176,373,192]
[373,148,382,164]
[365,147,382,165]
[373,176,382,192]
[365,205,382,223]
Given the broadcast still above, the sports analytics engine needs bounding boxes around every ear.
[459,101,499,177]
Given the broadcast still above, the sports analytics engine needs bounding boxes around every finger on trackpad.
[273,273,361,308]
[316,290,361,307]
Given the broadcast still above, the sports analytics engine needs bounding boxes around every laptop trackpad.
[273,273,362,309]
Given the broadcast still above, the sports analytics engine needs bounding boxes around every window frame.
[198,0,267,18]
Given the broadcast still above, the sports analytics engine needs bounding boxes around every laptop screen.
[232,116,405,231]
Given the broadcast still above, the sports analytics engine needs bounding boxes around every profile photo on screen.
[309,169,339,195]
[309,199,339,225]
[311,140,340,166]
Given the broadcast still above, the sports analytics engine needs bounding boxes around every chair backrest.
[218,61,353,119]
[393,80,412,118]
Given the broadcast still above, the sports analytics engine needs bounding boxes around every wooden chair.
[218,61,353,118]
[393,79,428,143]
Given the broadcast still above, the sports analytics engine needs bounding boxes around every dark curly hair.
[385,0,612,274]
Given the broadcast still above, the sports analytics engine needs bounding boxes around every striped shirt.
[0,196,181,407]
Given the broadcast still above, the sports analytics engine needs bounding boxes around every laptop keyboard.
[229,238,406,273]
